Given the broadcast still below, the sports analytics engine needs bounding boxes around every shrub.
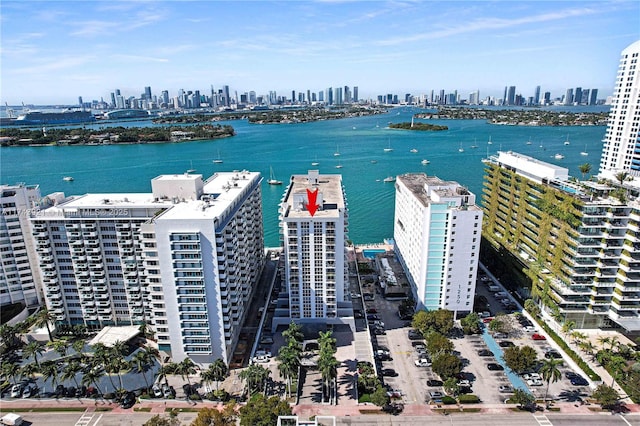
[358,393,372,403]
[458,394,480,404]
[442,396,457,405]
[104,392,115,400]
[189,393,201,401]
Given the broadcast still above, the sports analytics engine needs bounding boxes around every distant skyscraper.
[223,85,230,107]
[393,174,482,315]
[507,86,516,106]
[574,87,582,105]
[326,87,333,105]
[564,88,574,105]
[110,92,116,108]
[306,90,311,104]
[161,90,169,106]
[334,87,343,105]
[503,86,508,105]
[78,96,83,108]
[589,89,598,105]
[599,40,640,183]
[534,86,541,105]
[144,86,152,100]
[291,91,296,104]
[543,92,551,105]
[318,91,324,102]
[469,91,479,105]
[353,86,358,103]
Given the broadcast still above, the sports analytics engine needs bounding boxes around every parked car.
[408,330,423,340]
[427,379,443,387]
[477,349,493,357]
[527,379,543,387]
[386,389,403,399]
[570,375,588,386]
[162,383,173,398]
[499,385,514,393]
[479,311,491,318]
[429,391,444,400]
[493,332,508,339]
[487,363,504,371]
[523,373,541,380]
[373,327,386,335]
[120,392,136,409]
[457,379,471,388]
[9,385,22,398]
[367,314,380,321]
[414,358,431,367]
[531,333,546,340]
[382,369,398,377]
[411,341,425,347]
[152,385,163,398]
[545,349,562,359]
[252,355,270,364]
[382,402,404,415]
[375,353,393,361]
[498,341,515,348]
[259,335,274,345]
[523,326,537,333]
[22,385,37,398]
[366,308,377,314]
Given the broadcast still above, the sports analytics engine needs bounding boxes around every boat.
[383,176,395,183]
[487,136,493,145]
[267,166,282,185]
[383,139,393,152]
[470,139,478,149]
[580,145,588,156]
[564,135,570,145]
[334,145,340,157]
[410,148,418,153]
[212,150,223,164]
[335,163,343,169]
[526,137,532,145]
[63,176,74,181]
[186,161,196,173]
[458,142,464,153]
[9,110,95,126]
[371,160,378,164]
[554,153,565,160]
[421,159,430,165]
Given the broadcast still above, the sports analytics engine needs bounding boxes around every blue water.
[482,328,530,393]
[0,106,608,247]
[362,249,386,259]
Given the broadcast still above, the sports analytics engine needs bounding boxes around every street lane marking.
[532,414,553,426]
[74,411,94,426]
[90,414,103,426]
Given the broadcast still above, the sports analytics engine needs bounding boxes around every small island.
[0,124,235,147]
[388,122,448,131]
[153,106,388,125]
[415,107,609,126]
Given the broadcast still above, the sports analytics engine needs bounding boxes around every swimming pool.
[362,248,386,259]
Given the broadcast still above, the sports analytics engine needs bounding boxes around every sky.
[1,1,639,105]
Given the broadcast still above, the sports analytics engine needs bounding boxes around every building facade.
[277,171,351,327]
[599,40,640,183]
[0,184,43,308]
[393,174,483,316]
[30,171,264,364]
[483,151,640,331]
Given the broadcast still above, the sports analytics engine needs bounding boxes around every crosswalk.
[532,414,553,426]
[74,411,95,426]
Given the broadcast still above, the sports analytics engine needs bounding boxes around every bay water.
[1,107,607,247]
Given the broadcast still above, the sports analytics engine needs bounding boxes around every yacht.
[383,176,395,182]
[421,159,430,165]
[335,163,343,169]
[410,148,418,153]
[458,142,464,153]
[63,176,74,181]
[554,153,565,160]
[267,166,283,185]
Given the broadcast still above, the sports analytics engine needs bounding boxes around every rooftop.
[282,170,345,219]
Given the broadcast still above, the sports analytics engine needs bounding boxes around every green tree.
[523,299,540,317]
[488,314,512,334]
[460,312,481,335]
[592,384,620,409]
[370,384,389,406]
[144,414,180,426]
[238,394,291,426]
[33,308,55,342]
[503,345,538,374]
[50,339,69,358]
[615,171,628,186]
[132,350,153,390]
[176,358,198,386]
[561,320,576,339]
[81,366,105,397]
[579,163,592,180]
[511,388,535,408]
[282,322,303,346]
[239,364,271,397]
[1,360,22,384]
[61,360,82,388]
[277,344,300,398]
[425,332,454,356]
[23,341,45,367]
[40,360,59,393]
[443,377,459,396]
[191,401,237,426]
[539,358,562,403]
[431,353,462,380]
[203,358,228,391]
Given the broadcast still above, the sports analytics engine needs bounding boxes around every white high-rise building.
[31,171,264,365]
[278,171,351,326]
[599,40,640,184]
[393,174,483,316]
[0,184,43,308]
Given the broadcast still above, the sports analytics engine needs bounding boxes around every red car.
[531,333,546,341]
[366,308,377,314]
[482,317,494,323]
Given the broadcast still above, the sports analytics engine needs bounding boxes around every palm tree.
[176,358,198,386]
[539,358,563,404]
[81,366,105,397]
[132,350,153,390]
[40,360,59,394]
[318,352,339,404]
[570,331,587,345]
[72,339,85,357]
[579,340,597,360]
[579,163,592,180]
[156,363,176,387]
[61,360,82,389]
[20,362,39,381]
[33,308,55,342]
[561,320,576,340]
[277,345,299,398]
[208,358,228,391]
[0,324,20,351]
[615,171,629,185]
[50,339,69,359]
[608,356,628,386]
[109,357,130,391]
[282,322,303,347]
[23,341,45,367]
[239,364,270,397]
[1,361,22,385]
[598,336,612,352]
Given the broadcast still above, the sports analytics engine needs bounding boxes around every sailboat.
[458,142,464,153]
[335,162,343,169]
[334,145,341,157]
[383,139,393,152]
[470,138,478,149]
[526,137,532,145]
[564,135,570,145]
[311,155,319,166]
[186,160,196,173]
[267,166,282,185]
[580,145,589,156]
[487,136,493,145]
[213,150,223,164]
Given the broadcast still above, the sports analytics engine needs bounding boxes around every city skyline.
[1,1,639,105]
